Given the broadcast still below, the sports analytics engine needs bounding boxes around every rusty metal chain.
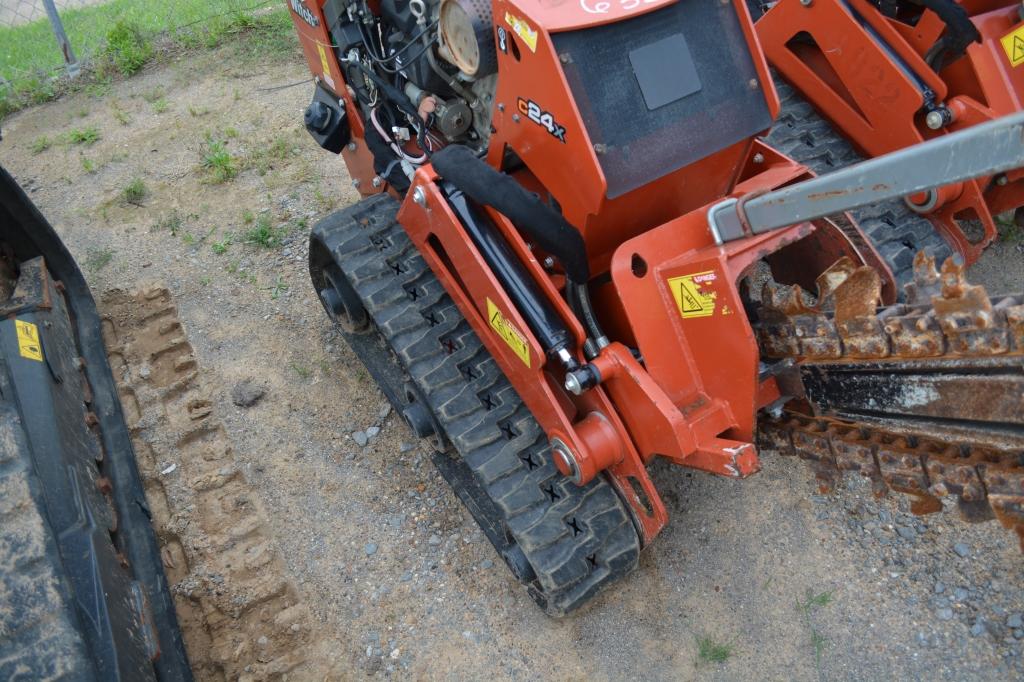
[754,252,1024,549]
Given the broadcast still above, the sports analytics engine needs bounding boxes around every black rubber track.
[763,80,953,297]
[311,194,640,616]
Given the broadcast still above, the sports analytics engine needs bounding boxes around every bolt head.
[997,174,1009,186]
[372,176,382,188]
[925,110,945,130]
[564,373,582,395]
[799,0,812,6]
[347,141,358,151]
[352,179,361,189]
[753,152,765,164]
[512,113,521,122]
[543,256,555,269]
[412,187,427,207]
[748,78,759,89]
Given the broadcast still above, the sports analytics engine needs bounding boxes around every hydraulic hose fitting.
[564,364,601,395]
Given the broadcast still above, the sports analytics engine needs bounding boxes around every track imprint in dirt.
[101,284,342,680]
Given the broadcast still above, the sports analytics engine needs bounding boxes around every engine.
[313,0,499,191]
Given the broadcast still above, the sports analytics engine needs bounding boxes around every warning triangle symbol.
[678,281,704,313]
[1015,36,1024,63]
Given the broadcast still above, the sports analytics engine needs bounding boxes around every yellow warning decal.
[487,297,531,367]
[316,43,336,88]
[1000,25,1024,67]
[504,12,538,53]
[667,270,718,319]
[15,319,43,362]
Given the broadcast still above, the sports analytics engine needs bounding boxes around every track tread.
[764,80,953,295]
[312,194,640,616]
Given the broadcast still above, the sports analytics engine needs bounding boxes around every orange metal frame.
[288,0,892,543]
[756,0,1024,264]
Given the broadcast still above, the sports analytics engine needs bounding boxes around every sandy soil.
[1,42,1022,680]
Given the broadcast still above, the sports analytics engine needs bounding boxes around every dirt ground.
[2,42,1023,681]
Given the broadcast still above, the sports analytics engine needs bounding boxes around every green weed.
[290,362,311,379]
[81,157,96,173]
[201,136,238,183]
[67,126,100,145]
[211,236,231,255]
[112,106,131,125]
[798,590,834,673]
[30,136,51,154]
[84,247,114,272]
[243,214,286,248]
[151,97,168,114]
[104,21,152,75]
[696,636,733,664]
[122,177,147,204]
[153,210,184,234]
[241,209,255,224]
[267,275,288,300]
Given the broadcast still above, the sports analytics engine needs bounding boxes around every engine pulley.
[439,0,497,78]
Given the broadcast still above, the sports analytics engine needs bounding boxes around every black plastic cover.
[553,0,773,199]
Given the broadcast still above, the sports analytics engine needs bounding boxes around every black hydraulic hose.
[572,282,609,351]
[430,145,590,284]
[912,0,981,70]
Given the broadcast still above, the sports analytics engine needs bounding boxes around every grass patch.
[1,3,297,120]
[84,247,114,272]
[249,135,295,175]
[122,177,147,204]
[152,209,186,234]
[81,157,96,173]
[151,97,169,114]
[66,126,100,145]
[201,136,238,183]
[290,362,311,379]
[30,136,51,154]
[696,636,733,664]
[798,590,834,673]
[103,21,152,76]
[267,274,288,299]
[211,236,231,255]
[243,214,286,248]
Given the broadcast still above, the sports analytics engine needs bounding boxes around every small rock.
[934,582,946,594]
[971,621,986,637]
[1016,630,1024,640]
[231,379,265,407]
[953,587,969,602]
[365,543,378,556]
[428,534,442,546]
[952,542,970,558]
[895,526,916,540]
[353,431,369,447]
[480,559,494,570]
[400,442,414,453]
[379,404,392,420]
[366,426,381,439]
[257,636,269,647]
[138,365,151,379]
[400,571,412,582]
[936,608,954,621]
[1007,614,1024,629]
